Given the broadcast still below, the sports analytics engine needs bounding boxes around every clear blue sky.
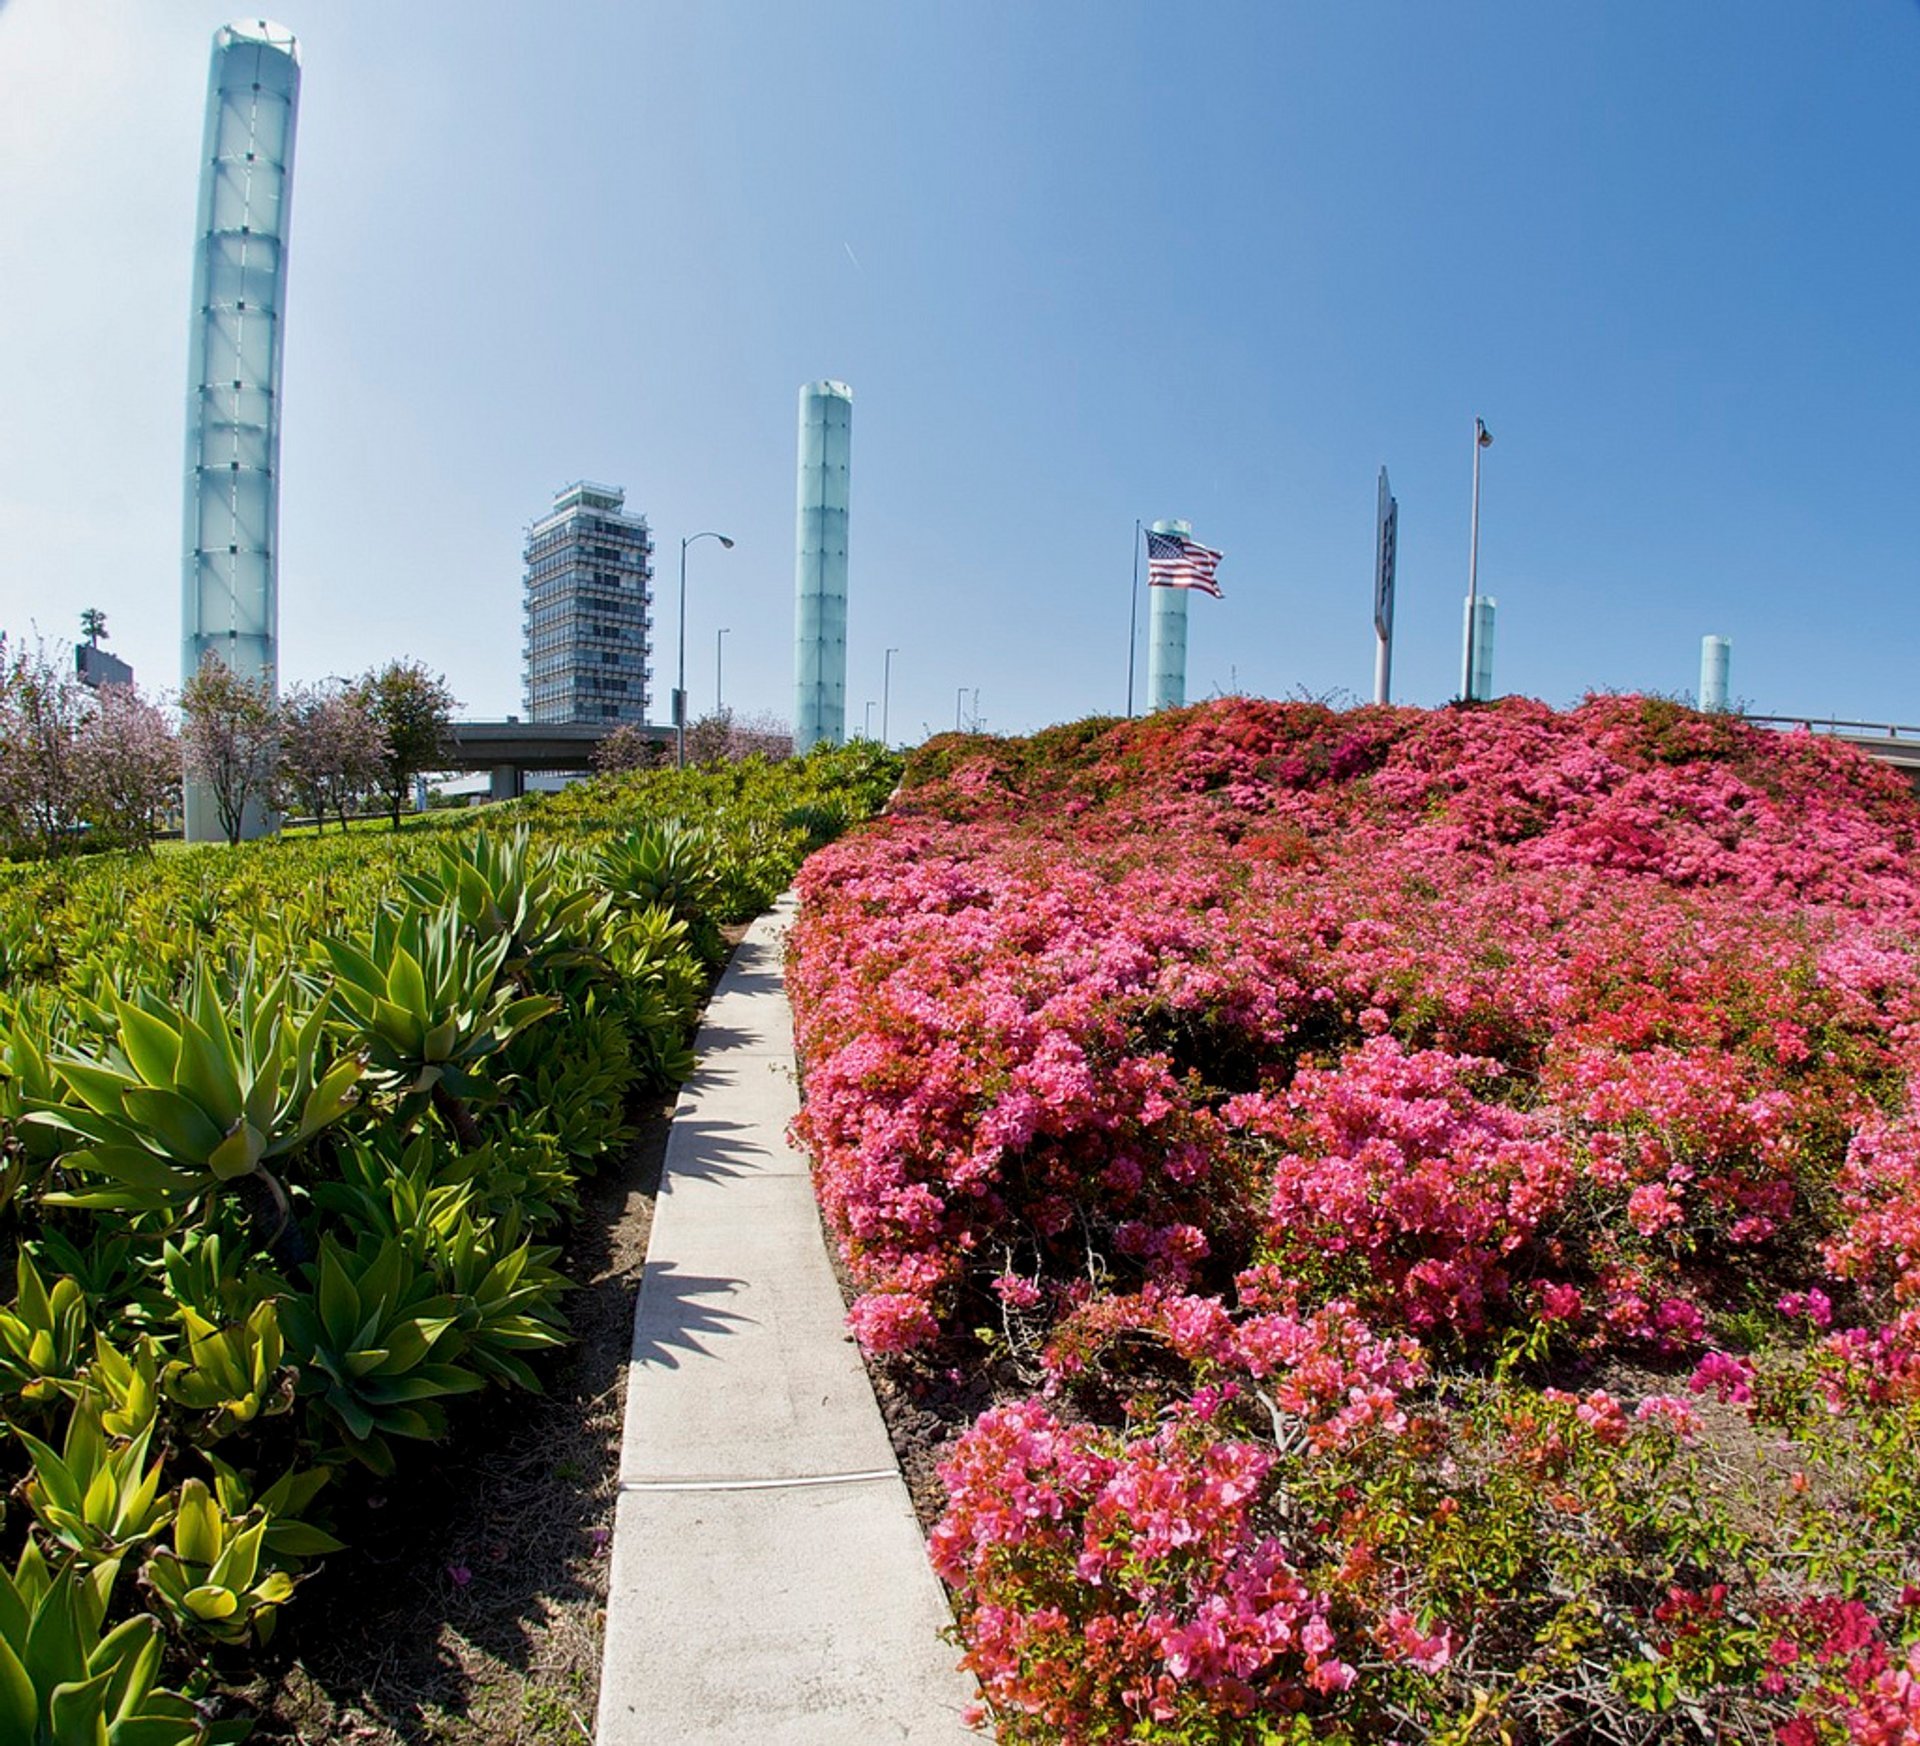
[3,1,1917,738]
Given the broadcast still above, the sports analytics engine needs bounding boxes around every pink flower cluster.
[786,696,1920,1737]
[929,1398,1362,1731]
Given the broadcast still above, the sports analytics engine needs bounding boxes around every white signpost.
[1373,467,1398,705]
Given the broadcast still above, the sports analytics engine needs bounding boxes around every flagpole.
[1125,519,1141,718]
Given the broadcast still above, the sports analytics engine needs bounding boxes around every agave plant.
[593,822,718,925]
[13,1392,172,1565]
[425,1206,569,1392]
[307,1128,476,1253]
[160,1299,293,1444]
[0,1544,205,1746]
[278,1235,483,1475]
[0,1253,92,1410]
[204,1455,343,1565]
[27,967,362,1228]
[398,828,609,993]
[142,1478,296,1647]
[321,903,556,1146]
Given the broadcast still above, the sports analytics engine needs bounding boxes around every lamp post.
[863,700,877,739]
[716,627,730,714]
[882,646,899,746]
[1463,418,1492,701]
[955,685,965,732]
[678,530,734,766]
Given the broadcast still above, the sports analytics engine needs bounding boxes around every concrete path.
[596,895,979,1745]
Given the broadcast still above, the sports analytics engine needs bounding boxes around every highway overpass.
[442,719,671,799]
[1747,716,1920,790]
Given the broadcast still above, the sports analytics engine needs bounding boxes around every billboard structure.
[1373,467,1398,705]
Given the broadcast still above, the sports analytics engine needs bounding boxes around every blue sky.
[2,2,1916,739]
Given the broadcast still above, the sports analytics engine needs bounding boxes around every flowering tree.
[0,635,88,856]
[684,708,793,765]
[277,682,388,831]
[180,653,278,845]
[73,684,178,849]
[593,722,669,774]
[352,659,456,828]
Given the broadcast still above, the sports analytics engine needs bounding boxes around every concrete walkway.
[596,895,979,1744]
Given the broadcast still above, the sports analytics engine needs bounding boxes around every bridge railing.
[1744,715,1920,741]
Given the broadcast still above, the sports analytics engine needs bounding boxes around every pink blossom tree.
[180,652,279,845]
[277,682,389,831]
[0,634,89,857]
[593,723,669,773]
[73,684,179,849]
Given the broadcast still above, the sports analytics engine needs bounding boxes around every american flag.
[1145,528,1224,598]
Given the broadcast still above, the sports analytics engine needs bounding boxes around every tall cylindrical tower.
[1700,635,1732,713]
[1146,518,1191,711]
[1463,595,1497,701]
[793,380,852,753]
[182,20,299,841]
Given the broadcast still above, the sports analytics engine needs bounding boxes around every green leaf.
[180,1585,238,1623]
[113,1004,181,1092]
[387,949,428,1026]
[17,1430,82,1519]
[0,1635,37,1742]
[174,1015,245,1129]
[174,1482,222,1569]
[290,1055,361,1146]
[48,1666,114,1746]
[24,1566,89,1703]
[117,1090,223,1164]
[315,1248,358,1351]
[205,1122,263,1182]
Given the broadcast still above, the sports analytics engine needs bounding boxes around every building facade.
[523,482,654,723]
[181,19,299,840]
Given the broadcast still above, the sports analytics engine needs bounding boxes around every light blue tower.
[793,380,852,752]
[1147,519,1191,711]
[181,21,299,841]
[1463,595,1497,701]
[1700,635,1732,713]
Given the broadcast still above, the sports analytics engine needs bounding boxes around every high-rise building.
[523,482,654,723]
[181,20,300,841]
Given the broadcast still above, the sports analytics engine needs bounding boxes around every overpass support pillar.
[489,764,523,803]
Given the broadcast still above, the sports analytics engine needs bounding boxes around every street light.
[716,627,731,714]
[863,700,877,739]
[955,685,966,732]
[1463,418,1492,701]
[882,646,899,746]
[678,531,734,766]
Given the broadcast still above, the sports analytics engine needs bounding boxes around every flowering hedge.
[789,696,1920,1743]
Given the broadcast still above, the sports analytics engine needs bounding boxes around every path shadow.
[661,1112,794,1185]
[710,956,782,1001]
[629,1258,754,1370]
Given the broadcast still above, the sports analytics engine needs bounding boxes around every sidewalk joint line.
[619,1469,898,1494]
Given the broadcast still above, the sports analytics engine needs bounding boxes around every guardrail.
[1744,715,1920,741]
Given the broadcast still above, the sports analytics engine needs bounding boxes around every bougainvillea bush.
[788,696,1920,1744]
